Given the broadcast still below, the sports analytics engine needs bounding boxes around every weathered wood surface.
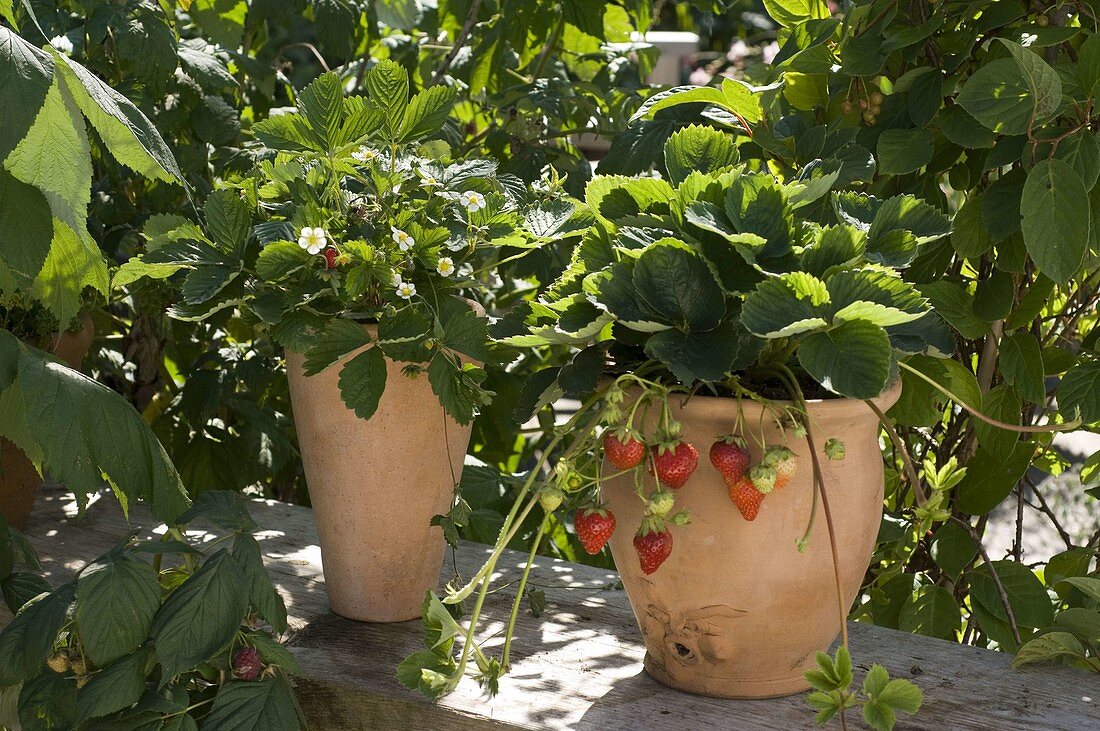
[7,486,1099,730]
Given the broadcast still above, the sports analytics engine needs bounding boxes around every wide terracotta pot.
[603,381,902,698]
[1,315,96,531]
[285,331,472,622]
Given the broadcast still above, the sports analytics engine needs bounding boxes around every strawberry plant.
[401,123,943,713]
[118,62,583,425]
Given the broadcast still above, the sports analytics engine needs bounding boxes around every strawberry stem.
[772,364,849,650]
[502,514,549,671]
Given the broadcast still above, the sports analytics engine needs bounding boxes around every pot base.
[643,653,811,699]
[328,600,422,624]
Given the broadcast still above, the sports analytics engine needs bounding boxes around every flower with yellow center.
[460,190,486,212]
[391,226,415,251]
[297,226,327,255]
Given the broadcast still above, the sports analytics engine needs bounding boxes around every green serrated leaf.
[0,26,54,162]
[53,51,182,184]
[0,582,74,685]
[401,85,457,142]
[202,676,300,731]
[151,550,249,682]
[742,272,830,338]
[75,649,153,725]
[366,60,409,140]
[303,319,371,376]
[662,125,738,186]
[1058,360,1100,422]
[0,333,188,522]
[337,346,388,420]
[297,72,344,151]
[230,535,288,634]
[76,553,160,666]
[256,241,312,280]
[797,319,893,398]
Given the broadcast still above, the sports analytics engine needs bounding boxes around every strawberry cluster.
[710,439,798,521]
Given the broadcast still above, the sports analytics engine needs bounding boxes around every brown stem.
[950,516,1023,646]
[898,361,1081,433]
[865,399,927,508]
[430,0,482,85]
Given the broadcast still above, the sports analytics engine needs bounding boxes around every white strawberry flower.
[391,226,415,251]
[298,226,328,255]
[460,190,487,212]
[351,146,378,164]
[436,257,455,277]
[396,281,417,299]
[392,271,404,287]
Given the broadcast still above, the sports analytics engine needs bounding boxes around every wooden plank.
[7,486,1100,730]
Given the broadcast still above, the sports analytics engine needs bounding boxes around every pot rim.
[639,377,903,420]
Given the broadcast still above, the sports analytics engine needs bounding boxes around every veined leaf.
[338,346,388,420]
[0,168,52,290]
[632,242,725,330]
[303,319,371,376]
[663,124,738,186]
[365,59,409,140]
[1020,158,1089,284]
[53,51,182,184]
[0,582,74,684]
[0,332,189,522]
[401,85,458,142]
[0,26,54,162]
[797,319,893,398]
[742,272,830,338]
[203,676,300,731]
[152,550,249,682]
[3,78,89,241]
[297,71,344,151]
[253,113,318,152]
[76,552,161,666]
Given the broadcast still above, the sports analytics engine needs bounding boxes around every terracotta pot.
[285,331,472,622]
[603,381,902,698]
[1,315,96,531]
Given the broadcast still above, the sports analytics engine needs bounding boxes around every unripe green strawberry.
[539,486,564,512]
[749,462,777,494]
[825,438,846,461]
[647,490,675,517]
[763,446,796,490]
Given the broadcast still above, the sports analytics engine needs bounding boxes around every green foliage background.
[1,0,1099,727]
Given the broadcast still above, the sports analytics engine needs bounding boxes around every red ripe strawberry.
[764,446,797,490]
[633,528,673,575]
[321,246,338,269]
[727,476,765,521]
[603,431,646,470]
[710,436,750,483]
[232,647,262,681]
[575,507,616,554]
[652,441,698,489]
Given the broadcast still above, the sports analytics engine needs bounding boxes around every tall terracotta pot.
[285,332,472,622]
[1,315,96,531]
[603,381,901,698]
